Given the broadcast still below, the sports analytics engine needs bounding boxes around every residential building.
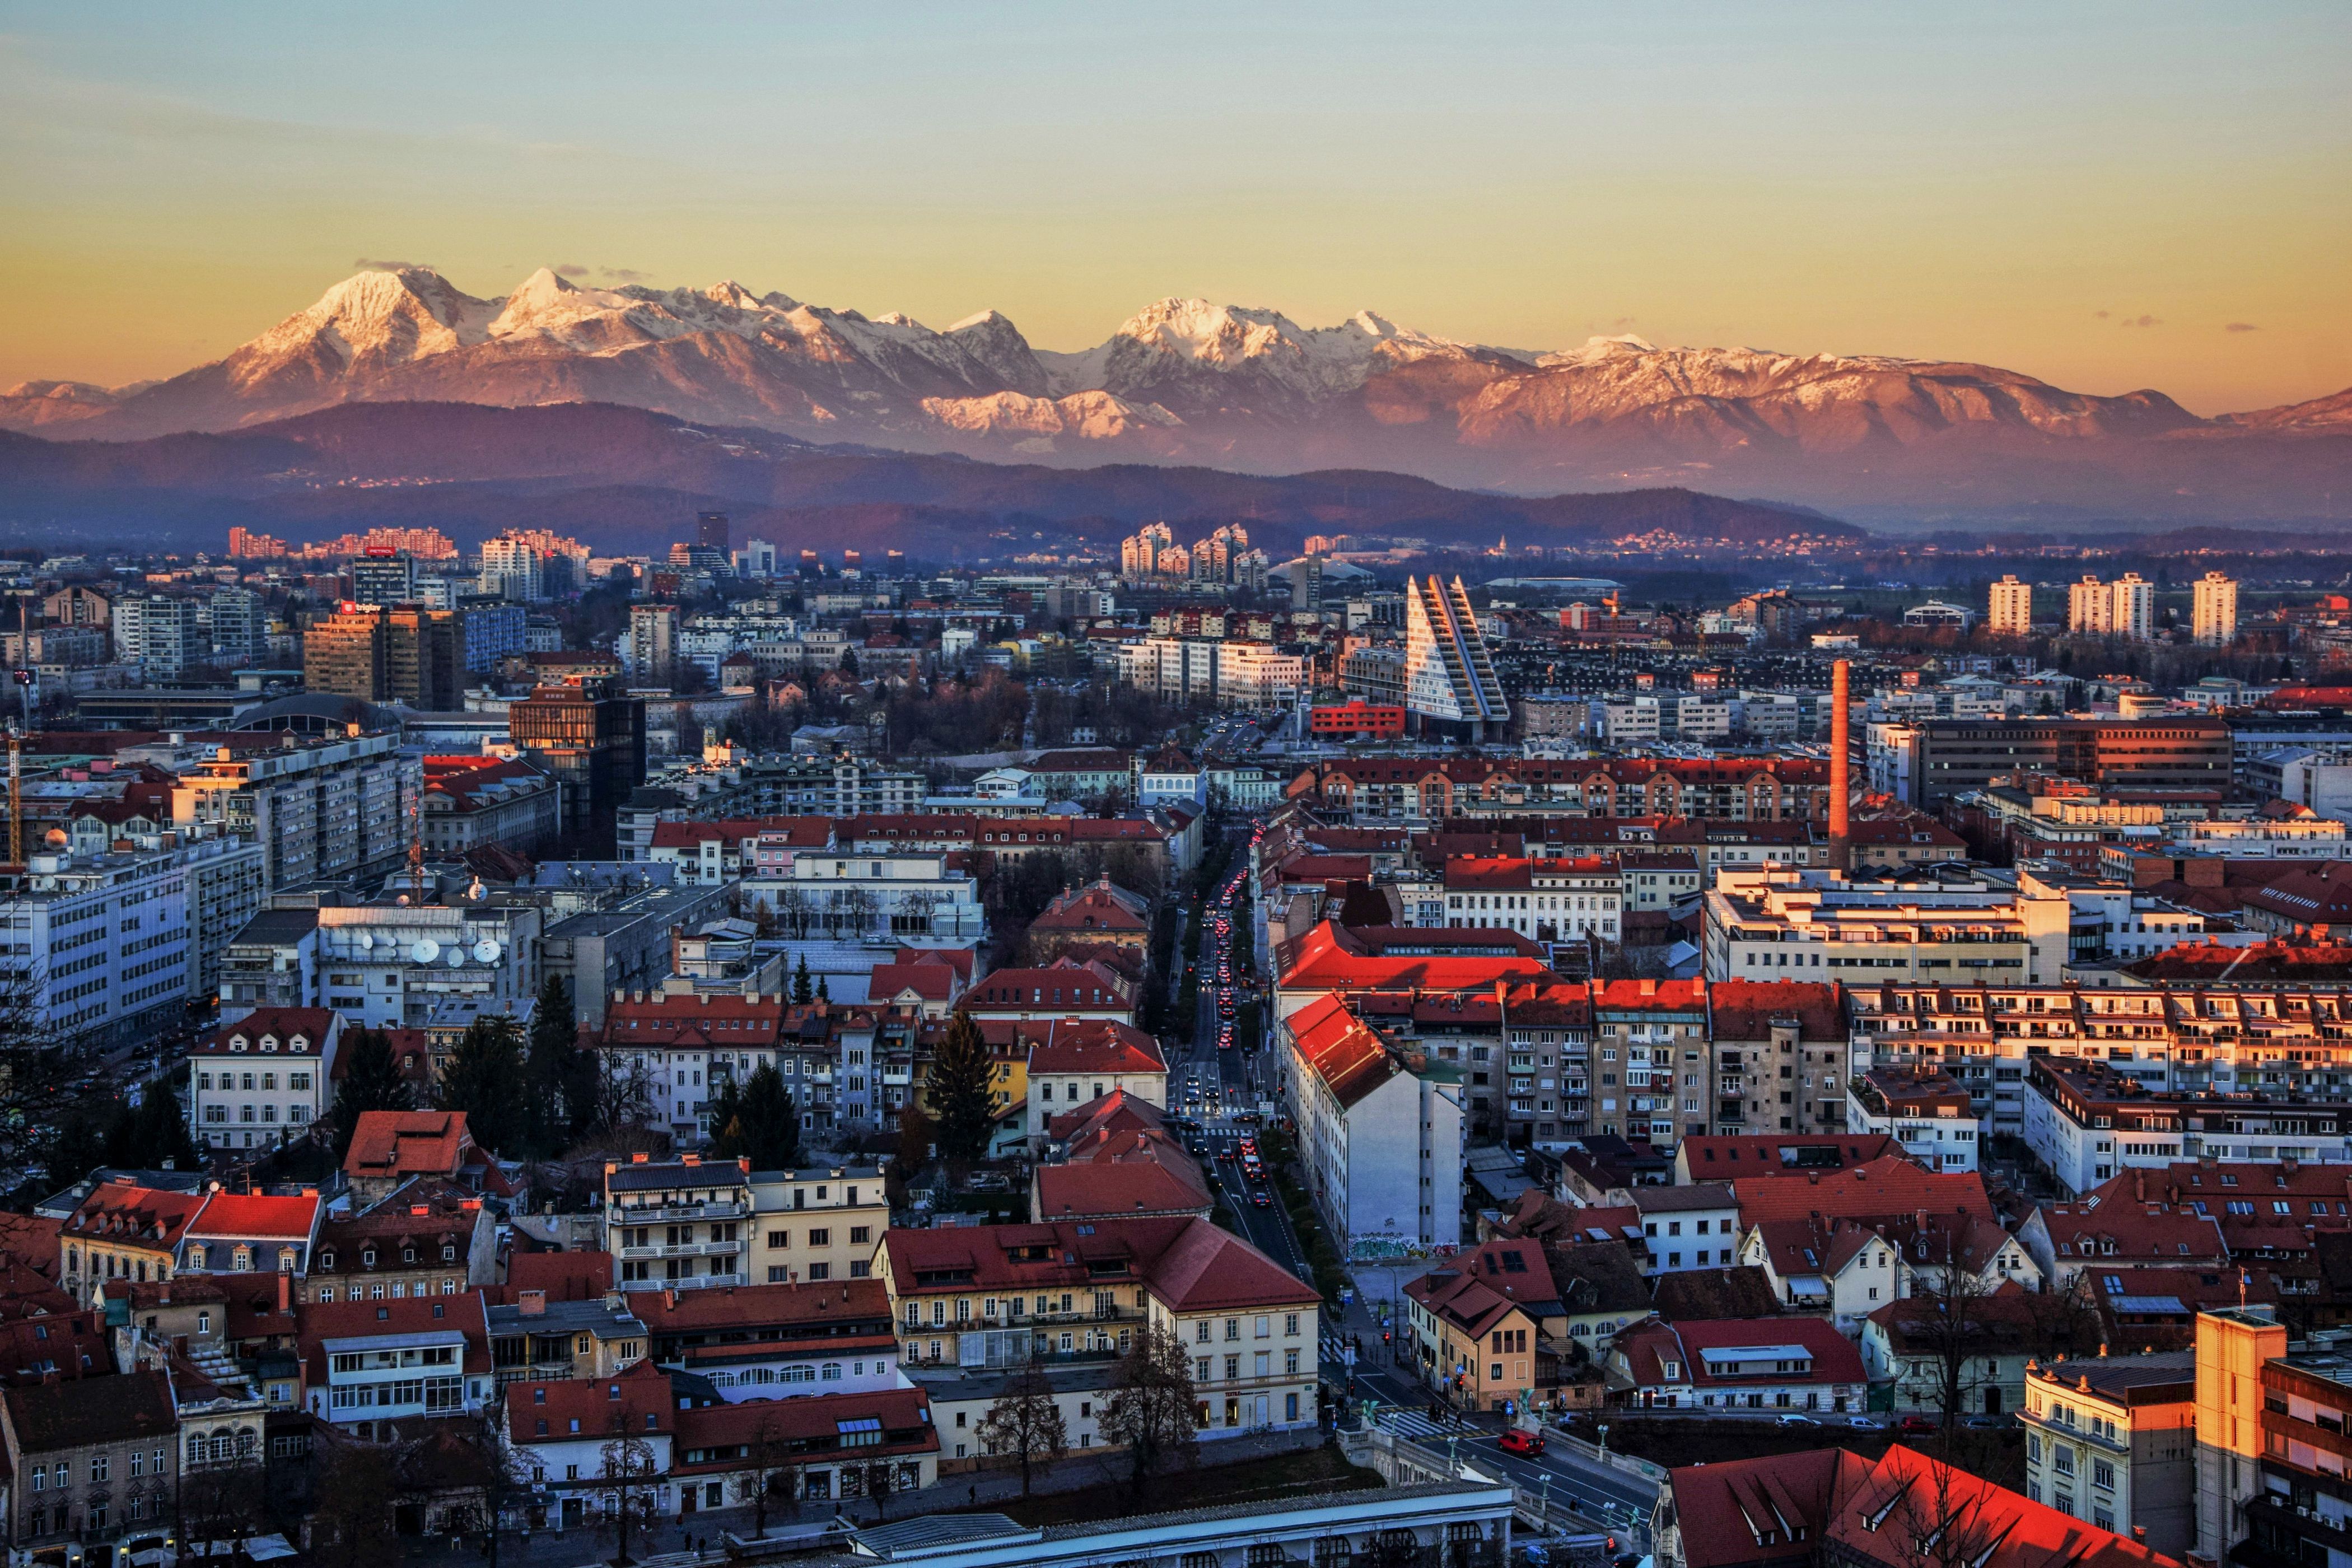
[1844,1066,1982,1172]
[299,1291,494,1438]
[747,851,985,943]
[302,604,391,700]
[175,1191,323,1283]
[341,1109,485,1202]
[1867,716,2232,808]
[308,1182,496,1304]
[1989,575,2035,636]
[0,1370,180,1551]
[57,1183,206,1306]
[1024,878,1151,957]
[629,604,680,686]
[1402,575,1509,741]
[1441,855,1622,945]
[112,594,205,680]
[1025,1021,1166,1140]
[1705,981,1851,1137]
[669,1386,936,1512]
[1632,1185,1742,1275]
[502,1358,676,1523]
[1861,1282,2071,1421]
[350,549,416,606]
[960,960,1136,1024]
[2193,572,2239,647]
[189,1006,342,1153]
[745,1167,890,1285]
[420,755,561,855]
[1704,866,2073,987]
[0,843,201,1049]
[603,1155,752,1292]
[168,729,418,890]
[384,606,466,709]
[2020,1350,2196,1547]
[1606,1315,1866,1413]
[2020,1057,2352,1196]
[1588,977,1712,1147]
[486,1286,648,1389]
[875,1216,1321,1437]
[307,900,542,1031]
[1285,992,1465,1253]
[1401,1236,1551,1413]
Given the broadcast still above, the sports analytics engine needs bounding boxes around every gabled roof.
[62,1182,207,1250]
[2,1369,178,1455]
[506,1358,674,1445]
[1029,880,1151,934]
[193,1006,338,1057]
[1025,1020,1164,1077]
[1286,992,1403,1111]
[345,1110,477,1181]
[1405,1239,1560,1338]
[1034,1161,1209,1221]
[183,1191,321,1244]
[868,963,957,1002]
[1735,1157,1997,1228]
[669,1387,936,1469]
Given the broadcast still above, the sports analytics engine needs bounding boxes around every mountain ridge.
[4,265,2346,522]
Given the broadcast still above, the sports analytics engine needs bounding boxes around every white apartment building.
[2192,571,2238,647]
[1402,575,1509,741]
[1285,993,1465,1252]
[1702,867,2074,986]
[1988,575,2034,636]
[2020,1351,2197,1550]
[164,731,418,889]
[189,1006,343,1152]
[111,594,205,680]
[2068,573,2155,640]
[745,1166,890,1285]
[1214,642,1306,707]
[604,1155,752,1292]
[1441,855,1622,944]
[743,852,984,942]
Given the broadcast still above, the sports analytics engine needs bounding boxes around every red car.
[1897,1415,1936,1436]
[1499,1429,1546,1457]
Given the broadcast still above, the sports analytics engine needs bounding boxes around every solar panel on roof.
[2110,1295,2190,1315]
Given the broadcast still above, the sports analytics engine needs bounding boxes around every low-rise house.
[0,1369,180,1550]
[669,1386,937,1512]
[960,959,1137,1024]
[1547,1241,1656,1360]
[1634,1184,1742,1275]
[1859,1281,2079,1418]
[189,1007,341,1154]
[745,1165,889,1286]
[2087,1264,2283,1352]
[1607,1314,1867,1413]
[1024,1021,1167,1142]
[486,1287,648,1389]
[2017,1197,2230,1292]
[176,1191,323,1285]
[638,1280,901,1400]
[504,1359,676,1527]
[1845,1066,1983,1173]
[299,1291,496,1438]
[1403,1239,1556,1414]
[308,1180,497,1304]
[343,1110,488,1203]
[1025,878,1152,959]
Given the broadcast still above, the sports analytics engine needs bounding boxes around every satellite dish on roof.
[411,939,440,964]
[446,946,465,967]
[473,939,501,964]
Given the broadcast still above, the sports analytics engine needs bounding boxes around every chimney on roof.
[276,1272,290,1314]
[519,1289,547,1317]
[632,1152,649,1164]
[1828,660,1853,871]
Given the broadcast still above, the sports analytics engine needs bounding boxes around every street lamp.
[1597,1423,1610,1469]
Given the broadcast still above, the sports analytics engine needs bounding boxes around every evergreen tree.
[929,1010,996,1165]
[708,1062,802,1172]
[524,975,584,1156]
[792,954,814,1004]
[326,1028,416,1159]
[815,974,829,1001]
[437,1014,529,1156]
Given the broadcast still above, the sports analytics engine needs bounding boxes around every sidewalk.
[400,1429,1326,1568]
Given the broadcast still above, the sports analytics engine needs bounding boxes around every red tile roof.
[1734,1157,1996,1228]
[628,1279,893,1336]
[883,1216,1315,1311]
[1403,1239,1558,1339]
[506,1359,674,1445]
[868,963,957,1002]
[1275,921,1550,993]
[184,1191,321,1244]
[1029,881,1151,936]
[1706,981,1845,1042]
[194,1007,338,1057]
[345,1110,477,1182]
[669,1387,936,1471]
[1286,992,1403,1112]
[297,1290,491,1380]
[1679,1135,1899,1175]
[1034,1160,1210,1221]
[1025,1020,1164,1077]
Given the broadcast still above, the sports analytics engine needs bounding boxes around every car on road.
[1252,1192,1272,1207]
[1963,1415,2005,1430]
[1845,1416,1878,1429]
[1497,1428,1546,1457]
[1896,1415,1936,1435]
[1775,1413,1818,1428]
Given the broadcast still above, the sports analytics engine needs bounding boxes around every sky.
[1,2,2346,414]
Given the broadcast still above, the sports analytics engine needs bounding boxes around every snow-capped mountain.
[4,264,2346,520]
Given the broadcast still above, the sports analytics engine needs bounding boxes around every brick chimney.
[1828,660,1852,871]
[519,1289,547,1317]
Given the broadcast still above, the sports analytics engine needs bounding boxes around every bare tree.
[309,1440,401,1568]
[853,1456,900,1522]
[583,1048,657,1139]
[598,1431,661,1566]
[976,1359,1067,1496]
[737,1412,792,1538]
[1898,1228,2003,1434]
[1100,1321,1200,1499]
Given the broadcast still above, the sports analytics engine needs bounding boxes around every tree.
[1901,1227,2003,1434]
[326,1028,415,1160]
[708,1062,802,1171]
[582,1048,656,1139]
[100,1078,200,1171]
[975,1359,1067,1496]
[929,1011,996,1165]
[853,1456,899,1522]
[737,1413,793,1538]
[1099,1320,1200,1498]
[792,954,814,1004]
[310,1440,402,1568]
[598,1431,661,1566]
[437,1014,529,1155]
[815,974,830,1001]
[524,974,589,1156]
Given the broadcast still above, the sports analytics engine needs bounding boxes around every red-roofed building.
[962,959,1136,1024]
[1024,1021,1166,1141]
[874,1216,1318,1438]
[866,960,963,1019]
[1034,1090,1210,1223]
[669,1387,938,1513]
[177,1191,323,1281]
[1705,981,1849,1138]
[1273,921,1550,1027]
[298,1290,494,1438]
[1440,855,1623,946]
[1674,1135,1901,1186]
[421,755,561,855]
[1285,992,1463,1251]
[505,1359,676,1515]
[344,1110,484,1202]
[1025,878,1151,957]
[1607,1314,1865,1411]
[58,1184,208,1308]
[190,1006,343,1154]
[1402,1238,1556,1413]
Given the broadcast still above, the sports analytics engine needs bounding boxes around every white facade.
[312,903,542,1030]
[113,594,206,680]
[746,853,984,942]
[0,844,199,1046]
[311,1327,493,1428]
[192,1012,340,1152]
[1634,1191,1742,1275]
[1292,1037,1464,1254]
[1988,575,2034,636]
[1403,575,1508,736]
[1843,1088,1982,1173]
[2192,572,2239,647]
[1442,862,1621,944]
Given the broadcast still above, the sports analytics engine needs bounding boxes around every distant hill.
[0,399,1856,558]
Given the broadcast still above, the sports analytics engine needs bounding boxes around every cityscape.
[0,11,2349,1568]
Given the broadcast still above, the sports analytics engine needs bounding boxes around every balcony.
[606,1200,747,1223]
[618,1242,744,1261]
[620,1273,745,1292]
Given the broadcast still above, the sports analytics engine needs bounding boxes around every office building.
[1403,575,1509,741]
[458,599,527,674]
[1988,574,2034,636]
[1866,716,2232,806]
[349,549,416,607]
[696,512,730,554]
[2192,571,2239,647]
[0,841,238,1048]
[385,606,466,709]
[511,684,648,844]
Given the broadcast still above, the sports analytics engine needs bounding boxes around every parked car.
[1897,1415,1937,1435]
[1845,1416,1878,1430]
[1499,1427,1546,1457]
[1774,1413,1818,1428]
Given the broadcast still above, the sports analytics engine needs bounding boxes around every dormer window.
[319,1252,336,1270]
[402,1248,417,1264]
[1663,1360,1681,1379]
[232,1247,252,1271]
[442,1245,456,1262]
[362,1249,377,1267]
[188,1247,207,1270]
[228,1037,248,1053]
[288,1034,308,1051]
[259,1037,277,1053]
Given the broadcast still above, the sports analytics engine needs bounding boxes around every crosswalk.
[1376,1407,1468,1443]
